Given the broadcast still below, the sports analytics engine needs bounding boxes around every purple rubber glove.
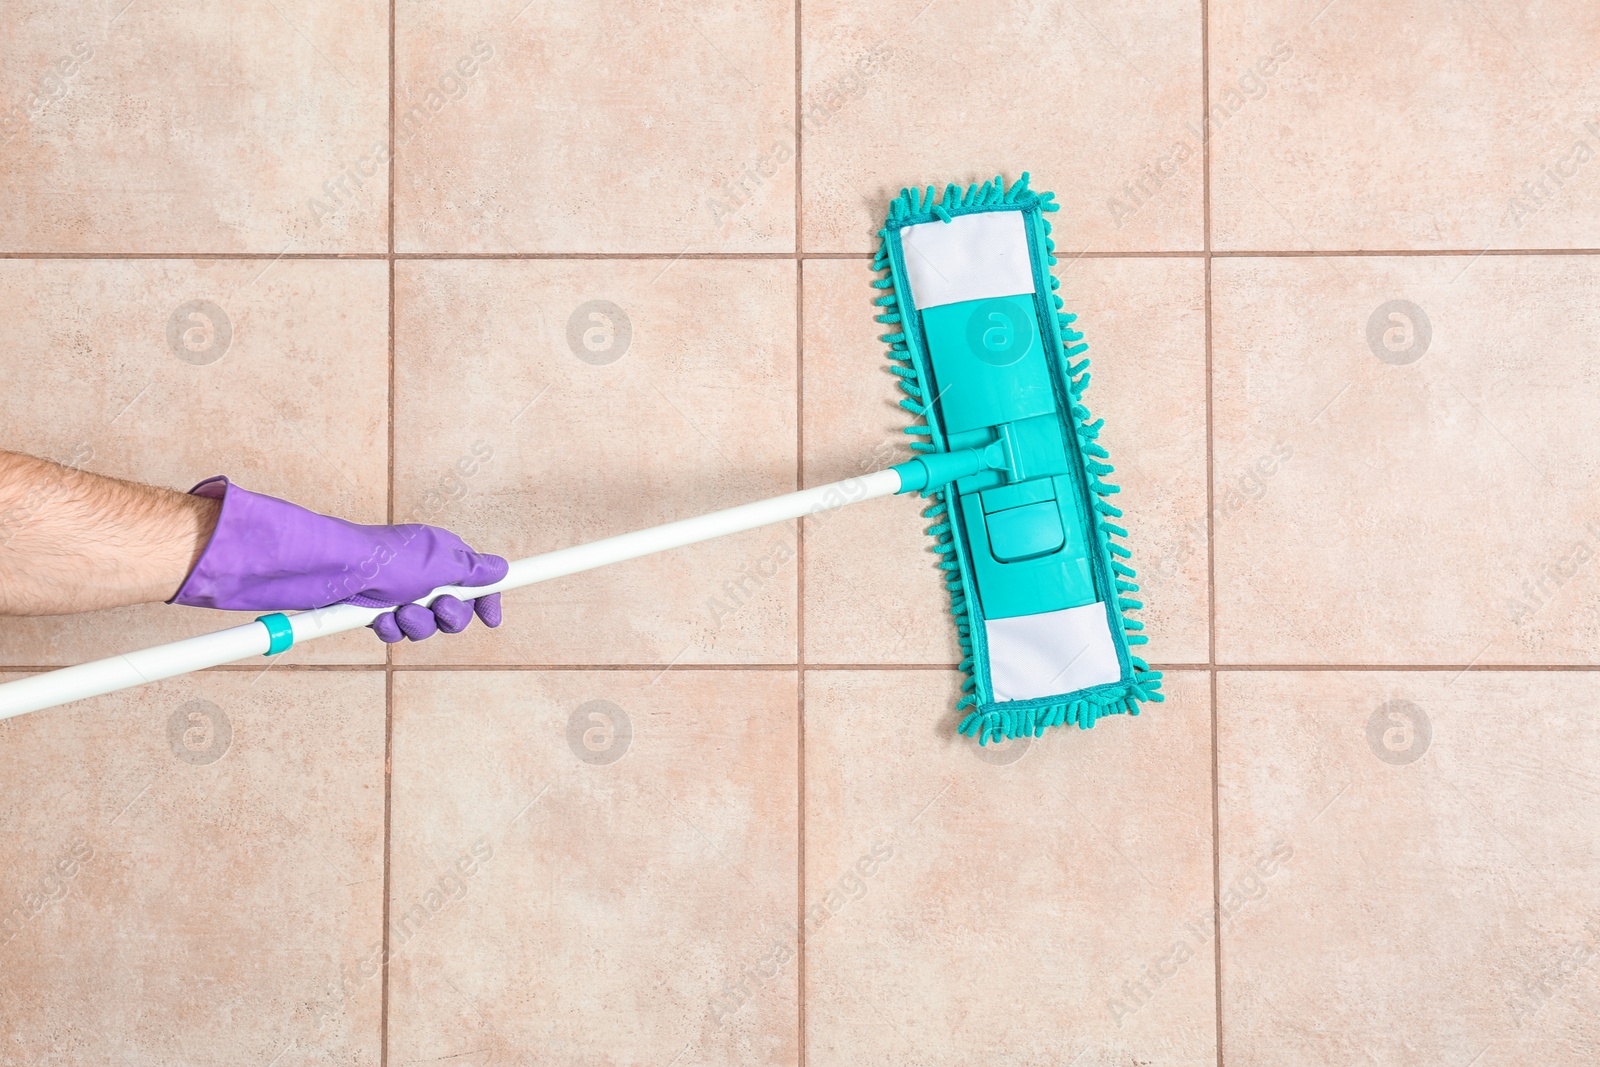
[169,477,506,643]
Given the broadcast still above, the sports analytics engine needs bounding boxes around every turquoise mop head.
[872,173,1163,744]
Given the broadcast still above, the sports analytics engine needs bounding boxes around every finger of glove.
[460,550,509,588]
[371,611,405,643]
[432,594,473,634]
[474,593,503,628]
[395,603,440,641]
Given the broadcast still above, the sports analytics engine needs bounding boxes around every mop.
[874,174,1161,742]
[0,173,1159,741]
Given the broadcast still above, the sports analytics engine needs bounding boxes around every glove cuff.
[168,477,362,611]
[167,476,235,607]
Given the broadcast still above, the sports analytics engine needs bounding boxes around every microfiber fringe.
[874,173,1163,746]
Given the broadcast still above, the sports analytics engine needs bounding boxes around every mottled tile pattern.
[5,0,1600,1062]
[394,0,796,252]
[1218,670,1600,1065]
[387,669,798,1065]
[1,0,389,252]
[799,0,1205,253]
[804,670,1216,1066]
[1209,0,1600,250]
[1213,255,1600,665]
[1063,256,1211,664]
[0,671,385,1065]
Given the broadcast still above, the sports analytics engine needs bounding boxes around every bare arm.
[0,451,220,615]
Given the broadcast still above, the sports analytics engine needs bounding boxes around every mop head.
[873,173,1163,744]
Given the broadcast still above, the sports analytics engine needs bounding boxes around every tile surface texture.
[387,669,799,1065]
[1209,0,1600,250]
[1212,255,1600,665]
[799,0,1205,254]
[804,669,1217,1066]
[394,0,796,252]
[1,0,389,252]
[0,671,385,1065]
[1217,670,1600,1065]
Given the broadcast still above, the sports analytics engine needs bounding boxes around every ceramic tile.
[0,259,390,666]
[1065,256,1210,664]
[800,257,1209,665]
[394,0,796,252]
[1217,670,1600,1065]
[391,259,798,666]
[1209,1,1600,250]
[1212,255,1600,665]
[799,0,1204,253]
[803,669,1215,1066]
[1,0,388,252]
[387,668,799,1065]
[0,669,385,1064]
[799,258,959,665]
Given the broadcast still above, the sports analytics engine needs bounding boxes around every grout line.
[1209,663,1600,671]
[1199,1,1224,1060]
[15,247,1600,261]
[397,251,815,260]
[794,5,804,259]
[380,666,394,1067]
[1212,248,1600,257]
[380,1,397,1063]
[0,252,397,260]
[5,661,1598,675]
[1210,668,1223,1067]
[793,3,807,1059]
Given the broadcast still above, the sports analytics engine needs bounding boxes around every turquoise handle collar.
[256,613,294,656]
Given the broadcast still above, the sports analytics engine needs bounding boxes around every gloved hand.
[169,477,506,643]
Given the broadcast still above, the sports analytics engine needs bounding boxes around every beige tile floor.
[2,1,1598,1064]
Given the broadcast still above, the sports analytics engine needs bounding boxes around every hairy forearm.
[0,451,220,615]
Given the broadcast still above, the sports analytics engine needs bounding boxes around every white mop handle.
[0,468,905,719]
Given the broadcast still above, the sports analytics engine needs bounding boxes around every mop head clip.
[873,173,1163,744]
